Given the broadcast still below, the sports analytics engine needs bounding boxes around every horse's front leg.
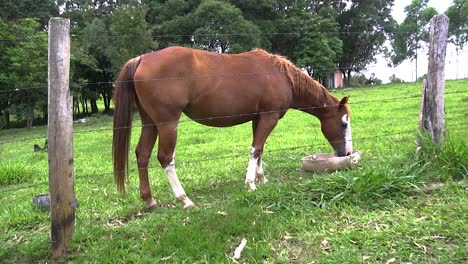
[245,114,278,191]
[256,156,268,184]
[157,123,195,209]
[245,149,269,190]
[245,147,260,191]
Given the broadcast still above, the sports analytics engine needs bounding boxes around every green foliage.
[417,133,468,181]
[2,18,48,128]
[417,73,428,81]
[389,74,405,83]
[109,7,157,70]
[0,0,60,27]
[294,16,342,83]
[192,0,261,53]
[155,0,261,53]
[336,0,396,86]
[391,0,438,66]
[349,73,382,87]
[0,161,33,185]
[445,0,468,53]
[66,3,156,114]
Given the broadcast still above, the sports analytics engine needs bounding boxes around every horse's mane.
[251,49,339,108]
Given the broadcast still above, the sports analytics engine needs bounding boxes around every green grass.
[0,80,467,263]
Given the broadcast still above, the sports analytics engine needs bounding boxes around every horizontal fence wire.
[0,30,424,42]
[1,52,468,92]
[0,90,466,146]
[68,113,463,154]
[0,66,379,93]
[0,125,465,194]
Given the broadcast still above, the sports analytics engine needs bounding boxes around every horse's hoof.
[183,202,196,209]
[146,199,158,211]
[247,182,257,191]
[256,176,268,184]
[146,204,158,211]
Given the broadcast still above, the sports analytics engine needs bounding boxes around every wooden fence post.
[48,17,74,262]
[419,14,449,148]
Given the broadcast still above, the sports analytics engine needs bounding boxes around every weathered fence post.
[48,17,74,262]
[419,14,449,148]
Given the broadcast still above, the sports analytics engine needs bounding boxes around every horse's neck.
[291,79,339,119]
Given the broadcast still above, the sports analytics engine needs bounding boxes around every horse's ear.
[339,96,349,110]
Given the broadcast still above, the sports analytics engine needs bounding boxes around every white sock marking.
[245,147,258,190]
[164,160,194,208]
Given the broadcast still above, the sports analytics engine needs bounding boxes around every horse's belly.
[184,110,257,127]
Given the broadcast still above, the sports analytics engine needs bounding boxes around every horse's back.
[134,47,292,126]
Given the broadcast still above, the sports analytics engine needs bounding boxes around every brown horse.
[113,46,352,210]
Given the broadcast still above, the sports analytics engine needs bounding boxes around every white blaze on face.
[342,114,353,155]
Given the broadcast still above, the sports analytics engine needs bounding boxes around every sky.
[364,0,468,83]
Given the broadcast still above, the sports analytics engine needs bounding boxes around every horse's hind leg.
[136,109,158,210]
[157,122,195,209]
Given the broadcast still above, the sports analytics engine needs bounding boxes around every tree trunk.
[80,97,88,114]
[74,99,80,116]
[4,110,10,128]
[90,98,98,113]
[102,92,111,113]
[346,70,352,87]
[42,105,48,124]
[25,105,34,129]
[342,70,351,87]
[26,117,33,128]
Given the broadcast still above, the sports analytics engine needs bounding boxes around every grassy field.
[0,80,466,263]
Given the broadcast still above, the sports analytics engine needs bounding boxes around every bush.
[389,74,404,83]
[0,161,33,185]
[350,73,382,87]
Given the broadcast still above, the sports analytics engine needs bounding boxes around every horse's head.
[320,96,353,157]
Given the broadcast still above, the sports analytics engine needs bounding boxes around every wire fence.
[0,113,465,195]
[0,30,430,43]
[0,89,466,146]
[0,31,467,195]
[0,126,459,194]
[0,66,380,94]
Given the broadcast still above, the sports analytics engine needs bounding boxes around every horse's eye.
[342,122,348,128]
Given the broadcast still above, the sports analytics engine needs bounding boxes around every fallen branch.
[233,238,248,260]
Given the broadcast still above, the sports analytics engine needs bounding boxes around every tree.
[336,0,396,86]
[294,16,342,84]
[154,0,261,53]
[0,19,13,128]
[389,74,404,83]
[4,19,48,128]
[0,0,61,27]
[64,2,156,114]
[229,0,288,50]
[192,0,261,53]
[445,0,468,79]
[390,0,437,80]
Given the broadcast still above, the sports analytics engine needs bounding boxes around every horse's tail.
[113,56,141,193]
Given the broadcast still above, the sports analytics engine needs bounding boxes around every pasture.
[0,80,467,263]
